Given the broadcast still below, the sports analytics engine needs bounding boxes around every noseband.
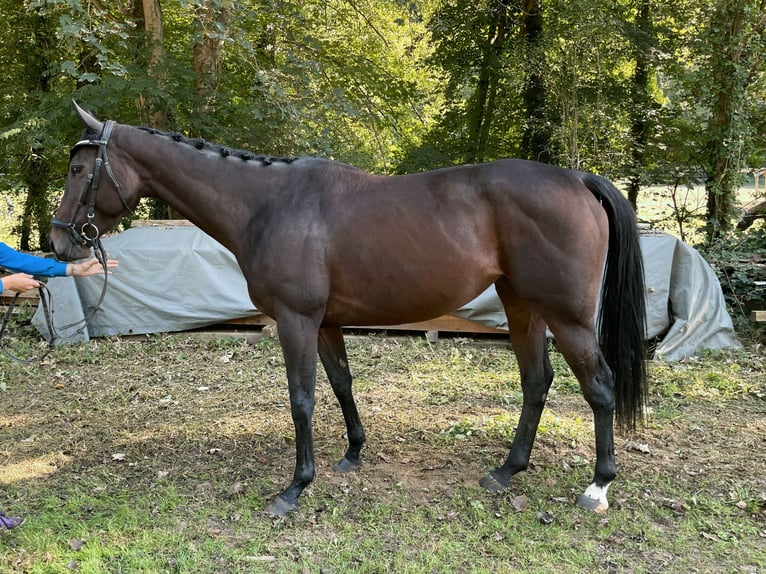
[51,120,134,250]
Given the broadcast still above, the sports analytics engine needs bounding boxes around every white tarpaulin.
[34,226,740,360]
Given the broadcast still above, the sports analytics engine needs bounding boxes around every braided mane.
[137,127,298,166]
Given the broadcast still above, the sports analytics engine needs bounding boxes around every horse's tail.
[581,173,647,431]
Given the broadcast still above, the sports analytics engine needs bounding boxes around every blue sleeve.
[0,242,68,282]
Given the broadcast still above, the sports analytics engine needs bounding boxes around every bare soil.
[1,334,764,572]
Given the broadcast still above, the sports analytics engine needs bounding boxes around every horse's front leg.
[265,312,321,517]
[318,326,366,472]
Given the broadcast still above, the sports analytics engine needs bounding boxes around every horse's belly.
[322,270,498,327]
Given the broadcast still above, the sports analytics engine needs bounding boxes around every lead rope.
[0,240,110,363]
[0,285,55,364]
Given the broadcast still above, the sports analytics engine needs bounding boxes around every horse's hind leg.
[481,297,554,491]
[548,321,616,513]
[318,326,366,472]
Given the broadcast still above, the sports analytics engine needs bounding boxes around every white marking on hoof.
[577,482,610,514]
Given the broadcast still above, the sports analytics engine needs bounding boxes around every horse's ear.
[72,100,103,133]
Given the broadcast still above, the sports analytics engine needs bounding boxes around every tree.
[191,0,228,120]
[626,0,652,211]
[520,0,553,163]
[700,0,766,239]
[0,5,60,250]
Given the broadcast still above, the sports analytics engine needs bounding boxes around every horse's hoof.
[479,472,507,493]
[576,483,610,513]
[333,457,362,473]
[264,496,299,517]
[576,494,608,513]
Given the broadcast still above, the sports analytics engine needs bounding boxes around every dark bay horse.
[50,102,646,516]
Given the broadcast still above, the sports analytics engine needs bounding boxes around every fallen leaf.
[661,498,688,516]
[510,495,528,512]
[242,556,277,563]
[626,442,651,454]
[536,511,555,525]
[111,453,126,461]
[225,482,246,498]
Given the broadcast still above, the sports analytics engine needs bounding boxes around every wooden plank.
[224,312,508,336]
[751,310,766,322]
[0,289,41,304]
[359,314,507,335]
[130,219,195,227]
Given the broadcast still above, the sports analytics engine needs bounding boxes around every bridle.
[2,120,134,363]
[51,120,134,251]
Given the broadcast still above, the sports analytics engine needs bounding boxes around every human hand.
[67,258,119,278]
[1,273,41,293]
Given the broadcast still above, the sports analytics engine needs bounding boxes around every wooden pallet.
[0,289,40,303]
[224,313,508,342]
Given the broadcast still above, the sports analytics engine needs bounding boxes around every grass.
[0,334,763,573]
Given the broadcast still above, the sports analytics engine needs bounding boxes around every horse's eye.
[71,165,83,176]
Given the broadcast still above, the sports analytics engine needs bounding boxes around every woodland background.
[0,0,764,254]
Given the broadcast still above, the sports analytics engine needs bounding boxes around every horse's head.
[50,101,138,261]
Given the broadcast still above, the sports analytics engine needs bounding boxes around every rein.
[0,240,110,364]
[0,285,55,364]
[3,120,127,364]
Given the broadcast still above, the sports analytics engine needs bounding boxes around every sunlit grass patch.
[0,453,72,484]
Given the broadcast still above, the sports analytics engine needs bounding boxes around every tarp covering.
[34,226,740,360]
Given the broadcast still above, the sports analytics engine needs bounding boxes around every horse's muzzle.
[49,228,92,262]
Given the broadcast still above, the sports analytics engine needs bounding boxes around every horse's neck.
[127,130,279,252]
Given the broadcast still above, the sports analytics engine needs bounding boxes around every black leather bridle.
[51,120,134,250]
[7,119,135,361]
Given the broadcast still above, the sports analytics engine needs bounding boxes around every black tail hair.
[582,173,647,430]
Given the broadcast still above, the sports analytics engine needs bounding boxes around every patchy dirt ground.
[1,334,762,504]
[0,334,764,572]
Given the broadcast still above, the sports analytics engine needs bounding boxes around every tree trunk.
[20,152,51,252]
[520,0,552,163]
[465,3,510,163]
[17,11,54,251]
[193,1,227,117]
[140,0,168,128]
[704,0,748,239]
[627,0,651,212]
[138,0,175,218]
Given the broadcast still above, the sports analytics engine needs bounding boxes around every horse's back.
[311,159,608,326]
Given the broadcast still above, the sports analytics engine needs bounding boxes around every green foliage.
[700,226,766,337]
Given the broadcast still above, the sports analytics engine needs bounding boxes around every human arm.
[0,273,41,293]
[0,258,118,294]
[0,242,68,278]
[65,258,119,278]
